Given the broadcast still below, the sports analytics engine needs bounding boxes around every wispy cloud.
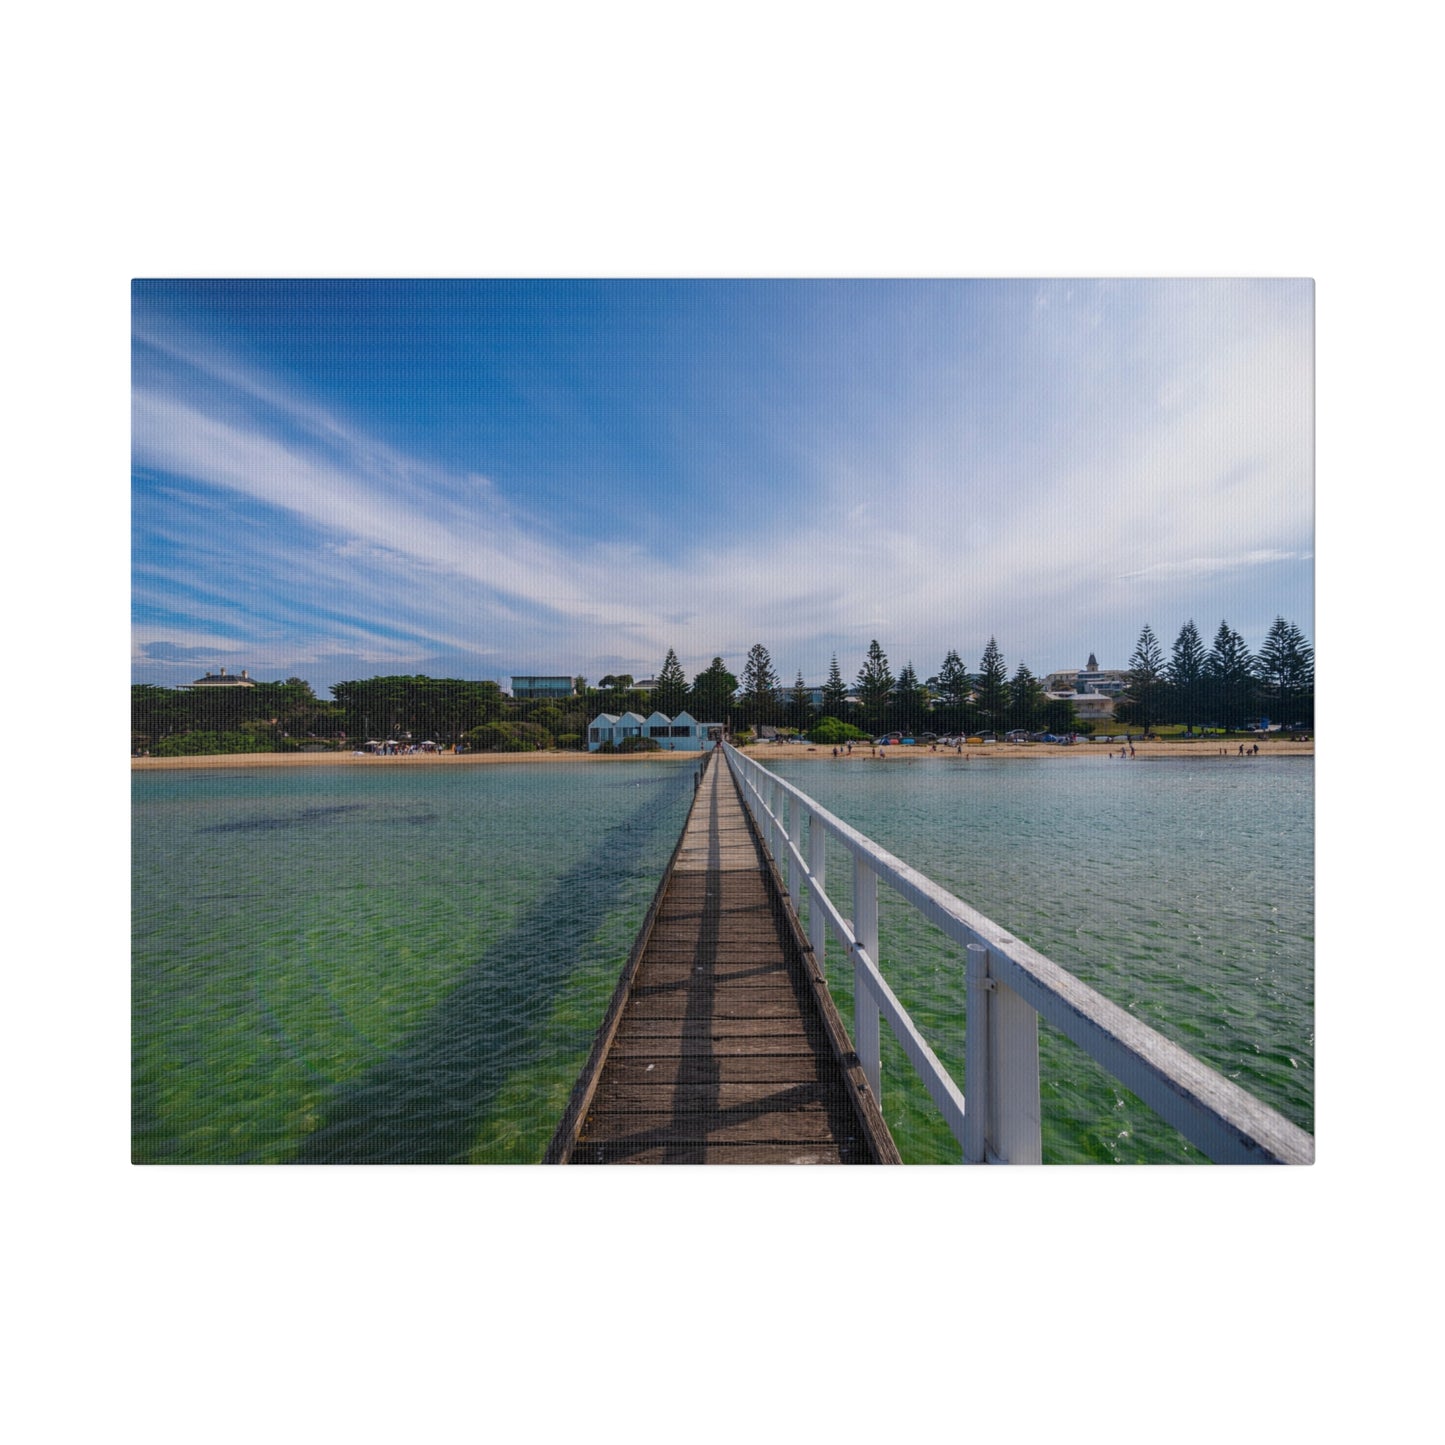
[1120,550,1312,583]
[133,281,1313,692]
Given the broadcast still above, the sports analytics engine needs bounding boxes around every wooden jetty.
[546,751,900,1164]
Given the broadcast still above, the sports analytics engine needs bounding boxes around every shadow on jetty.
[290,766,698,1164]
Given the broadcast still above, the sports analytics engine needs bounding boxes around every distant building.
[1046,691,1116,722]
[588,709,721,751]
[1043,652,1128,698]
[587,712,620,747]
[510,675,575,700]
[184,668,256,689]
[613,710,648,742]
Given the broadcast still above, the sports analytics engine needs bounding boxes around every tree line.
[1112,617,1314,734]
[643,619,1312,739]
[130,617,1312,754]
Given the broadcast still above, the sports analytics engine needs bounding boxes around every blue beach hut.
[668,710,710,750]
[613,711,647,746]
[587,713,620,750]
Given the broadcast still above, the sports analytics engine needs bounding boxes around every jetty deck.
[547,752,899,1164]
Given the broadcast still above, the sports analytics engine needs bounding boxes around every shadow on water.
[290,766,698,1164]
[199,804,369,833]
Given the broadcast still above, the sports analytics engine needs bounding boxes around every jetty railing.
[723,743,1314,1164]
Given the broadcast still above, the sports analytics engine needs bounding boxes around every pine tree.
[789,670,813,729]
[1007,662,1043,733]
[895,660,928,734]
[821,652,849,717]
[1283,621,1315,728]
[1256,618,1314,728]
[1121,624,1168,732]
[975,638,1009,732]
[855,640,895,731]
[1168,620,1207,730]
[936,648,971,705]
[653,648,689,716]
[1203,620,1255,731]
[739,643,781,726]
[689,657,738,723]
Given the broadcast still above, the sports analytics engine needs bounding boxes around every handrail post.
[786,788,803,904]
[853,853,881,1104]
[807,807,827,968]
[780,786,791,884]
[964,943,990,1163]
[965,943,1042,1164]
[992,978,1042,1164]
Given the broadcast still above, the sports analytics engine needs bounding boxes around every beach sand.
[132,737,1313,769]
[740,737,1316,761]
[130,749,700,769]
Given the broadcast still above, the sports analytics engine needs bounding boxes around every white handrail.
[723,743,1314,1165]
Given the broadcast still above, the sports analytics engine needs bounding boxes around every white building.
[587,708,721,751]
[1045,691,1116,722]
[1044,652,1129,699]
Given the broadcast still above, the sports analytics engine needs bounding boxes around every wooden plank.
[632,960,795,985]
[621,991,809,1021]
[609,1017,822,1041]
[582,1080,851,1112]
[574,1141,853,1164]
[609,1039,821,1059]
[580,1105,844,1145]
[588,1055,830,1085]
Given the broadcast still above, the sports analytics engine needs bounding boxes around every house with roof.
[587,708,721,750]
[509,675,575,700]
[587,713,620,748]
[1043,653,1128,698]
[183,668,256,689]
[1044,690,1116,722]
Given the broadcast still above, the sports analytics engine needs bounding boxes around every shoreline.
[131,737,1314,770]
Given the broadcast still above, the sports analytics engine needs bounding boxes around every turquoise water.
[766,754,1313,1164]
[132,761,698,1163]
[133,753,1311,1165]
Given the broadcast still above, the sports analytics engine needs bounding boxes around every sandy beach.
[132,737,1313,769]
[742,737,1316,761]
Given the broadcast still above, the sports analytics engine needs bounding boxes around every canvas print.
[132,279,1314,1164]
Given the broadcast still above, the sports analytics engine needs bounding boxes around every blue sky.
[132,278,1313,696]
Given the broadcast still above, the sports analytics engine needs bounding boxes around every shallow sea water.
[766,753,1313,1163]
[132,761,697,1163]
[133,752,1311,1165]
